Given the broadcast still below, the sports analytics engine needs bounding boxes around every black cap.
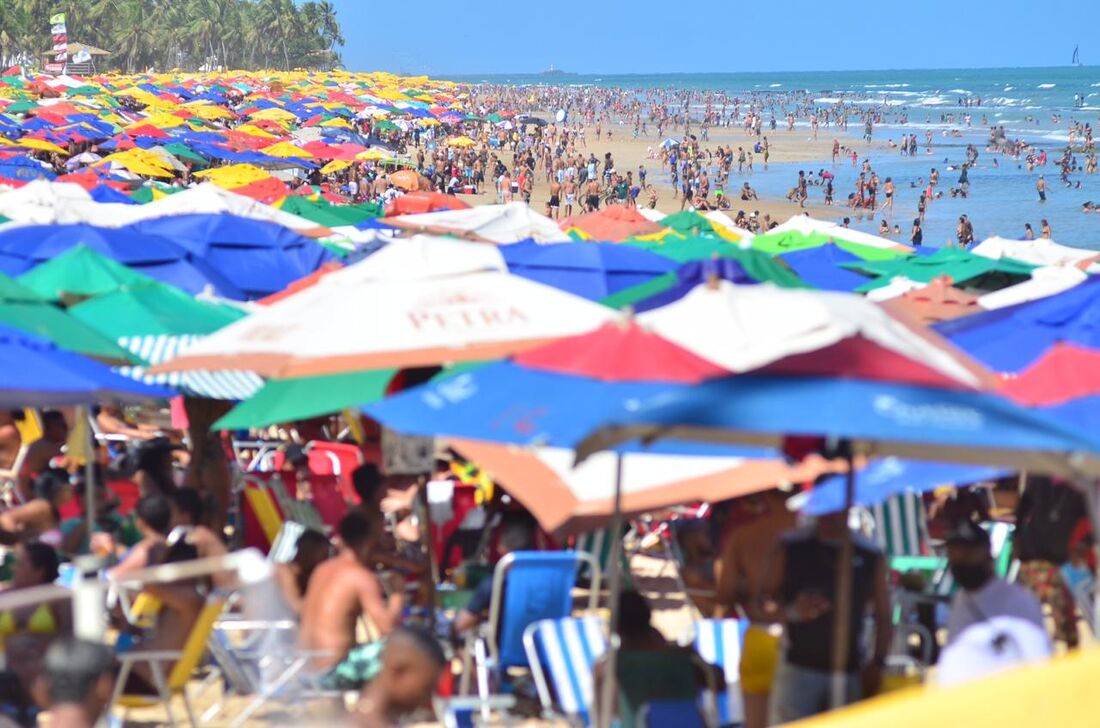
[946,519,991,548]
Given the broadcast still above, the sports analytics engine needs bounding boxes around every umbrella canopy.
[386,202,572,244]
[449,438,826,534]
[150,242,614,377]
[389,169,422,191]
[573,374,1100,478]
[801,457,1009,515]
[0,324,171,407]
[881,277,982,325]
[16,244,157,300]
[778,243,875,292]
[845,247,1036,293]
[626,235,768,265]
[970,235,1100,270]
[67,281,246,339]
[767,215,911,254]
[559,205,664,241]
[214,368,398,430]
[753,229,902,261]
[935,277,1100,372]
[1000,343,1100,407]
[633,281,989,387]
[384,190,470,216]
[978,266,1087,311]
[788,648,1100,728]
[500,240,678,301]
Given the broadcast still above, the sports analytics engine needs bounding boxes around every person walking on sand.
[763,137,770,168]
[563,177,577,217]
[832,139,840,164]
[1037,175,1047,202]
[882,177,895,215]
[548,178,561,219]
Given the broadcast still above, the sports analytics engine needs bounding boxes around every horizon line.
[387,63,1093,78]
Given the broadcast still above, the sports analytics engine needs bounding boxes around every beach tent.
[778,243,870,292]
[845,247,1036,293]
[149,238,614,377]
[977,266,1087,310]
[880,277,982,325]
[500,240,677,301]
[385,201,572,243]
[971,236,1100,271]
[935,277,1100,372]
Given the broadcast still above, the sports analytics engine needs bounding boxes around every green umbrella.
[162,142,209,167]
[373,119,400,132]
[657,210,728,237]
[0,272,137,363]
[18,245,157,300]
[750,230,902,261]
[278,196,382,227]
[67,281,246,339]
[4,101,36,114]
[214,368,398,430]
[129,183,183,204]
[844,246,1037,292]
[485,113,503,123]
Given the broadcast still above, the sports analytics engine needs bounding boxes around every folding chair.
[463,551,600,698]
[523,616,607,725]
[110,595,226,728]
[687,618,749,726]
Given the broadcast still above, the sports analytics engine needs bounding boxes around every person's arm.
[274,563,304,615]
[359,572,402,637]
[107,540,152,579]
[144,581,201,614]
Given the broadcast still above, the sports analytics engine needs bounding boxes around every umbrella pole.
[830,444,856,710]
[80,406,96,544]
[597,453,624,728]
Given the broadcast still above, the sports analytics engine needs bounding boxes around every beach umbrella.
[659,138,680,149]
[17,244,157,300]
[560,205,664,242]
[384,190,469,216]
[845,247,1036,293]
[0,323,171,408]
[778,243,871,292]
[0,271,136,363]
[66,281,246,339]
[499,240,678,301]
[752,229,901,261]
[800,457,1010,516]
[881,277,982,325]
[787,646,1100,728]
[213,368,399,431]
[935,277,1100,372]
[386,202,572,244]
[977,266,1087,311]
[625,235,759,264]
[149,237,614,378]
[602,255,806,312]
[970,235,1100,271]
[278,196,383,227]
[656,210,743,242]
[999,343,1100,407]
[389,169,421,191]
[768,214,911,254]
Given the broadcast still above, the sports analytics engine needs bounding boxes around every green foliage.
[0,0,343,72]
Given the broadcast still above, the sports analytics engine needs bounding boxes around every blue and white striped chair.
[523,616,607,726]
[688,618,749,727]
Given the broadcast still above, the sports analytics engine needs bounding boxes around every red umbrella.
[384,190,470,216]
[232,177,290,204]
[1001,343,1100,407]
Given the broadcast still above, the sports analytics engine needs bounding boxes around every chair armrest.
[118,650,185,664]
[215,619,299,631]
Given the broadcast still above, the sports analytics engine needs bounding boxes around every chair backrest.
[616,650,699,728]
[524,616,607,723]
[638,699,707,728]
[268,520,307,564]
[692,618,749,726]
[488,551,591,669]
[871,493,929,557]
[243,484,284,547]
[168,596,226,691]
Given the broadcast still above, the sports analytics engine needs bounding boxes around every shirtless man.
[585,178,600,212]
[548,178,561,219]
[300,510,403,690]
[354,626,446,727]
[18,411,68,501]
[562,178,577,217]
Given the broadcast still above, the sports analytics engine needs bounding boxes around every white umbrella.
[386,201,572,244]
[978,266,1088,310]
[971,236,1100,271]
[151,237,613,377]
[637,281,989,387]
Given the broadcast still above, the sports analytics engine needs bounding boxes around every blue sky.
[328,0,1084,75]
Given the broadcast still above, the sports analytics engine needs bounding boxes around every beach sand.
[464,122,863,224]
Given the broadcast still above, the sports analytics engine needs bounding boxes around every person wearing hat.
[944,519,1045,645]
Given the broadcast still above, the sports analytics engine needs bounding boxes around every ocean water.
[446,67,1100,248]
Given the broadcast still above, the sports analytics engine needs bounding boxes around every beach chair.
[463,551,600,698]
[637,699,707,728]
[110,594,226,728]
[267,520,307,564]
[523,616,607,725]
[686,618,749,726]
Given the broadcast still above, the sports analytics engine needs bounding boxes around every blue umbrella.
[128,214,334,299]
[575,375,1100,476]
[0,324,172,407]
[621,257,775,313]
[801,458,1010,515]
[499,240,677,301]
[0,223,245,299]
[779,243,870,292]
[935,277,1100,372]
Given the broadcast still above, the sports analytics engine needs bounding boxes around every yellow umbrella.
[97,150,174,178]
[355,148,393,161]
[791,649,1100,728]
[249,107,298,123]
[447,136,477,148]
[15,138,69,155]
[320,159,352,175]
[183,102,236,121]
[263,142,314,159]
[234,124,279,139]
[193,163,271,188]
[320,117,353,129]
[127,113,185,130]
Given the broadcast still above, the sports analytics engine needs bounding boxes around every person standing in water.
[1036,175,1047,202]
